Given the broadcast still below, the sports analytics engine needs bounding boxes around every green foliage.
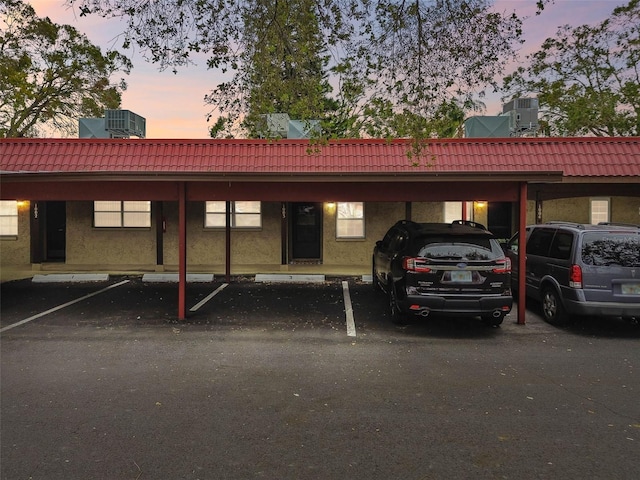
[207,0,337,138]
[70,0,522,141]
[503,0,639,137]
[0,0,131,137]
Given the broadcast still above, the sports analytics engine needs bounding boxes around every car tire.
[541,286,568,325]
[482,313,504,327]
[388,283,407,325]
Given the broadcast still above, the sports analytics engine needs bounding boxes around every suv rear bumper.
[564,300,640,318]
[399,294,513,316]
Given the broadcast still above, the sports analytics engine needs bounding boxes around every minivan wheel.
[388,284,407,325]
[541,287,568,325]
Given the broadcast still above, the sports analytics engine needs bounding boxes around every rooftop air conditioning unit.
[257,113,290,138]
[288,119,321,139]
[78,118,111,138]
[502,98,539,134]
[105,109,146,138]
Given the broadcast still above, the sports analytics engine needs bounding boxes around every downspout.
[178,182,187,320]
[517,182,527,325]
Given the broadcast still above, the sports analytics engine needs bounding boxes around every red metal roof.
[1,137,639,178]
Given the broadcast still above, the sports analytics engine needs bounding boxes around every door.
[291,202,322,261]
[487,202,512,240]
[45,201,66,261]
[525,227,556,297]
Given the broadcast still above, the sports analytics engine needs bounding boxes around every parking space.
[2,275,640,480]
[2,275,639,339]
[1,276,355,334]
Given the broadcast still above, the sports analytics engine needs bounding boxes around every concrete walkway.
[1,263,370,284]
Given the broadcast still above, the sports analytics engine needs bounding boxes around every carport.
[2,136,638,323]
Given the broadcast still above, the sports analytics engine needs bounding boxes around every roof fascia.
[0,171,565,183]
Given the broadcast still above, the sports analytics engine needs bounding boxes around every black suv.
[373,220,513,326]
[504,222,640,324]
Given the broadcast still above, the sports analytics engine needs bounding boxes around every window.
[205,201,261,228]
[0,200,18,236]
[444,202,471,223]
[527,228,555,256]
[590,198,610,224]
[417,237,499,261]
[336,202,364,238]
[548,231,574,260]
[582,232,640,267]
[94,201,151,227]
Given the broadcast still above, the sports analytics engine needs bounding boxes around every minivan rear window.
[415,236,500,261]
[581,232,640,267]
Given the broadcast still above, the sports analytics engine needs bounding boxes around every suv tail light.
[492,257,511,274]
[403,257,432,272]
[569,264,582,288]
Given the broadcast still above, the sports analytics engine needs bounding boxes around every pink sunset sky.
[29,0,619,138]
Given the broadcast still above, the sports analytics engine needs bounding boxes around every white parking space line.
[0,280,130,334]
[342,281,357,337]
[189,283,229,312]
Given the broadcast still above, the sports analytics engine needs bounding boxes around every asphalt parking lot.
[1,275,639,480]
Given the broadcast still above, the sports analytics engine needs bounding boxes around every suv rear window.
[581,232,640,267]
[414,236,501,261]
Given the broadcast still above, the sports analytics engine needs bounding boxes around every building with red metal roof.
[1,136,639,321]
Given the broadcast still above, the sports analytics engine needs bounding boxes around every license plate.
[621,283,640,295]
[450,270,472,282]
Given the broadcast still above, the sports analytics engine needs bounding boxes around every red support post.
[225,200,231,283]
[178,182,187,320]
[517,182,528,325]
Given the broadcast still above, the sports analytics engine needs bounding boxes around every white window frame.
[336,202,365,239]
[205,201,262,229]
[590,198,610,224]
[0,200,19,236]
[94,201,151,228]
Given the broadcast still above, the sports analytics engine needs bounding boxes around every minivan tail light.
[570,264,582,288]
[403,257,432,272]
[492,257,511,274]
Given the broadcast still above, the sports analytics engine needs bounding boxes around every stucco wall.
[537,196,640,225]
[162,201,282,267]
[0,202,30,265]
[66,201,156,266]
[12,197,638,272]
[321,201,445,267]
[412,202,445,222]
[612,196,640,224]
[323,202,405,267]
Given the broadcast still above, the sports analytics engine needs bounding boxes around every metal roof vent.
[104,109,146,138]
[501,98,539,136]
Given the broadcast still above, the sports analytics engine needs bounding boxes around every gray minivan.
[504,222,640,324]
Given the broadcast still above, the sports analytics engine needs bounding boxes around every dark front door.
[45,201,66,261]
[487,202,512,240]
[291,202,322,260]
